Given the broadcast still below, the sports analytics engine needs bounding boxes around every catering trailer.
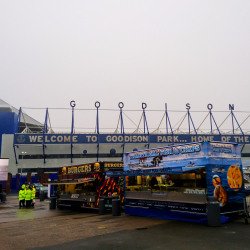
[47,162,124,209]
[107,142,248,222]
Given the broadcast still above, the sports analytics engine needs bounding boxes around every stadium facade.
[1,100,250,175]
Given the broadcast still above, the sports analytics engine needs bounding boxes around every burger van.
[46,162,124,210]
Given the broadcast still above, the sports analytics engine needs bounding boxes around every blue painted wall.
[9,174,58,190]
[0,112,17,157]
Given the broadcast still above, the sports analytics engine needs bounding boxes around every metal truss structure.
[12,102,250,164]
[14,102,250,135]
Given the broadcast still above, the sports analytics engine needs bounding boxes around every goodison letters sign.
[14,133,250,144]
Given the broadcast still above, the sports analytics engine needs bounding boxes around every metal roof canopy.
[44,178,96,185]
[0,99,42,126]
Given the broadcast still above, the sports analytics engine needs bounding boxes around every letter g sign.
[70,100,76,107]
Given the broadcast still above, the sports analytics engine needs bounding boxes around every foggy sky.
[1,1,250,132]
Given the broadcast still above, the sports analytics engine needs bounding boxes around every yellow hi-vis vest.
[25,189,32,200]
[19,190,25,201]
[32,188,36,199]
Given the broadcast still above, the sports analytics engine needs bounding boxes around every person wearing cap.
[25,186,32,208]
[19,187,25,208]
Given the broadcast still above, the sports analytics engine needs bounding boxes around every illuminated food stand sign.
[61,162,123,175]
[107,142,247,222]
[129,144,201,160]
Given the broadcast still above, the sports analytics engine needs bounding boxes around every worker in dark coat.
[150,175,158,189]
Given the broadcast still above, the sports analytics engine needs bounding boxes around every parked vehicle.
[32,183,43,188]
[35,186,48,198]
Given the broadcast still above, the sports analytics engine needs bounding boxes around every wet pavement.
[0,195,76,223]
[32,219,250,250]
[0,195,250,250]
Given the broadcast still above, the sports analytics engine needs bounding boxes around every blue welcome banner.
[14,133,250,144]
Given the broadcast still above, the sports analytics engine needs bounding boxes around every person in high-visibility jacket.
[31,185,36,206]
[25,186,32,208]
[21,184,26,190]
[19,187,25,208]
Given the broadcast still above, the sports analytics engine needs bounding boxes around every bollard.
[99,199,105,215]
[112,199,121,216]
[206,196,221,227]
[1,193,6,203]
[49,197,57,209]
[40,191,45,202]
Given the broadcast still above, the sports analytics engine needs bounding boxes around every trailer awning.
[106,166,205,177]
[44,178,96,185]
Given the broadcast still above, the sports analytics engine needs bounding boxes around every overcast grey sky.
[1,1,250,132]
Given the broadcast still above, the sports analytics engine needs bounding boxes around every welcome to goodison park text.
[23,134,250,144]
